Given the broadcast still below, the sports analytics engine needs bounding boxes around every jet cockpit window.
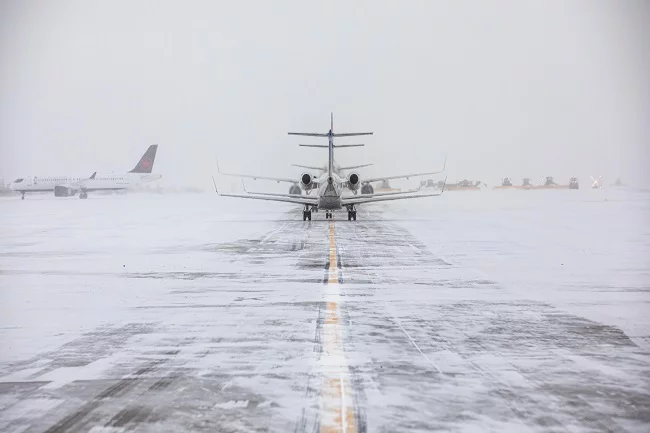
[14,178,24,183]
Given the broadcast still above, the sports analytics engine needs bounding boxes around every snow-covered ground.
[0,189,648,432]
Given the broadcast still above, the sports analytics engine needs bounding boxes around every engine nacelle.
[54,185,77,197]
[347,173,360,191]
[289,184,302,195]
[300,173,314,190]
[360,183,374,195]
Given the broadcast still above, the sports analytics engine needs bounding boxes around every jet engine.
[347,173,360,192]
[300,173,314,191]
[361,182,374,195]
[54,185,77,197]
[289,184,301,195]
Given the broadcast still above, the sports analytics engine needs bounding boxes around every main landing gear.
[21,192,25,200]
[346,206,357,221]
[79,192,88,199]
[302,206,312,221]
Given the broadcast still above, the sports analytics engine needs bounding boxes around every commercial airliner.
[10,145,161,199]
[214,114,445,221]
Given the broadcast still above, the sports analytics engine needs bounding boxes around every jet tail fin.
[129,145,158,173]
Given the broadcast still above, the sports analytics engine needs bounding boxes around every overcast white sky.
[0,0,648,187]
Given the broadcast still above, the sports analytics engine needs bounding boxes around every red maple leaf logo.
[141,157,153,169]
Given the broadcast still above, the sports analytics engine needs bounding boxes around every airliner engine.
[54,185,77,197]
[347,173,360,192]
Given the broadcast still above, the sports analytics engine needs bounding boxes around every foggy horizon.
[1,1,648,188]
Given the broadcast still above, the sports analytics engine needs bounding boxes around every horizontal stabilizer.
[288,132,329,137]
[333,132,373,137]
[298,144,364,148]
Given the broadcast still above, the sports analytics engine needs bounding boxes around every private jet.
[214,114,445,221]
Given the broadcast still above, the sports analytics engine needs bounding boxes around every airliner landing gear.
[79,192,88,199]
[325,212,333,219]
[346,206,357,221]
[21,192,25,200]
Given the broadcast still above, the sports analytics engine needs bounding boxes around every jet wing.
[213,177,318,206]
[291,164,324,171]
[342,178,446,205]
[217,160,297,184]
[217,191,318,206]
[362,155,447,183]
[342,190,443,206]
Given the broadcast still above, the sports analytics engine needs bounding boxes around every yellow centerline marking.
[321,221,357,433]
[328,222,338,283]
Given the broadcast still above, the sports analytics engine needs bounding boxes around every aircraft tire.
[353,211,357,221]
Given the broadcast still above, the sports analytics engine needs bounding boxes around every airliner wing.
[217,160,297,184]
[362,155,447,183]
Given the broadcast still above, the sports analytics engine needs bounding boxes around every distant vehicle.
[10,145,161,199]
[445,179,483,191]
[544,176,558,187]
[590,176,602,189]
[610,177,626,188]
[420,178,437,189]
[493,177,515,189]
[569,177,579,189]
[533,176,568,189]
[214,114,446,221]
